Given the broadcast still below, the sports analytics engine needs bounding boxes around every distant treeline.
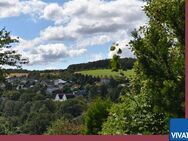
[67,58,136,71]
[4,58,136,73]
[4,69,30,73]
[4,69,65,74]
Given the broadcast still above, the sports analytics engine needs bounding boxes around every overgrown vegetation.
[67,58,136,71]
[101,0,184,135]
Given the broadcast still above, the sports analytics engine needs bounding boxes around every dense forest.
[67,58,136,71]
[4,57,136,74]
[100,0,185,135]
[0,72,127,134]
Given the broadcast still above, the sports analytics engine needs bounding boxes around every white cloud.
[89,53,105,62]
[0,0,46,19]
[0,0,21,18]
[2,0,147,67]
[39,0,147,47]
[42,3,64,25]
[23,43,87,65]
[39,25,78,41]
[77,35,111,48]
[21,0,46,18]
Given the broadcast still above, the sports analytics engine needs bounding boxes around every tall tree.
[102,0,185,135]
[130,0,185,117]
[84,98,112,134]
[0,28,28,82]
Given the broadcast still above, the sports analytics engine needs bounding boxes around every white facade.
[54,79,67,86]
[54,94,67,102]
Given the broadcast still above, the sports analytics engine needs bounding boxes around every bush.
[47,117,84,135]
[84,98,112,134]
[101,94,170,135]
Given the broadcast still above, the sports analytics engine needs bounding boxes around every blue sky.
[0,0,147,70]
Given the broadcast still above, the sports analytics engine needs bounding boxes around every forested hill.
[4,58,136,73]
[67,57,136,71]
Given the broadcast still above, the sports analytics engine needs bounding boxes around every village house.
[54,93,75,102]
[54,79,67,86]
[16,84,26,90]
[46,85,59,95]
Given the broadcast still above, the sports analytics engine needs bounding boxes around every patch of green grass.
[77,69,134,78]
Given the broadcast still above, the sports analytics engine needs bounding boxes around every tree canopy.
[101,0,185,135]
[0,28,28,82]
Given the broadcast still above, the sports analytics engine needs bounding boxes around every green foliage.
[144,0,184,46]
[0,116,15,134]
[110,45,116,51]
[84,98,112,134]
[57,97,87,118]
[2,90,20,101]
[3,100,16,116]
[111,55,121,72]
[68,58,136,71]
[0,28,28,82]
[110,43,122,72]
[129,7,184,116]
[21,112,52,134]
[86,84,99,100]
[71,73,99,85]
[102,0,185,135]
[47,118,84,135]
[0,87,89,135]
[107,87,120,102]
[62,85,71,93]
[101,94,170,135]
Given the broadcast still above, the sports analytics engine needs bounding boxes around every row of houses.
[5,76,87,102]
[4,76,111,102]
[54,89,87,102]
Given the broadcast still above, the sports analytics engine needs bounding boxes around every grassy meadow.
[77,69,134,78]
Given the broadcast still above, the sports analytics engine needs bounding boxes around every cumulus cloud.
[21,0,46,18]
[0,0,21,18]
[39,26,78,41]
[21,43,87,65]
[39,0,147,47]
[0,0,46,19]
[2,0,147,68]
[77,35,111,48]
[89,53,105,62]
[33,0,147,51]
[42,3,64,25]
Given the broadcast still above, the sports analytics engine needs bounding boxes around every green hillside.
[77,69,134,78]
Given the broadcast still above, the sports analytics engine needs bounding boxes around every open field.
[6,73,29,78]
[6,72,62,78]
[77,69,134,78]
